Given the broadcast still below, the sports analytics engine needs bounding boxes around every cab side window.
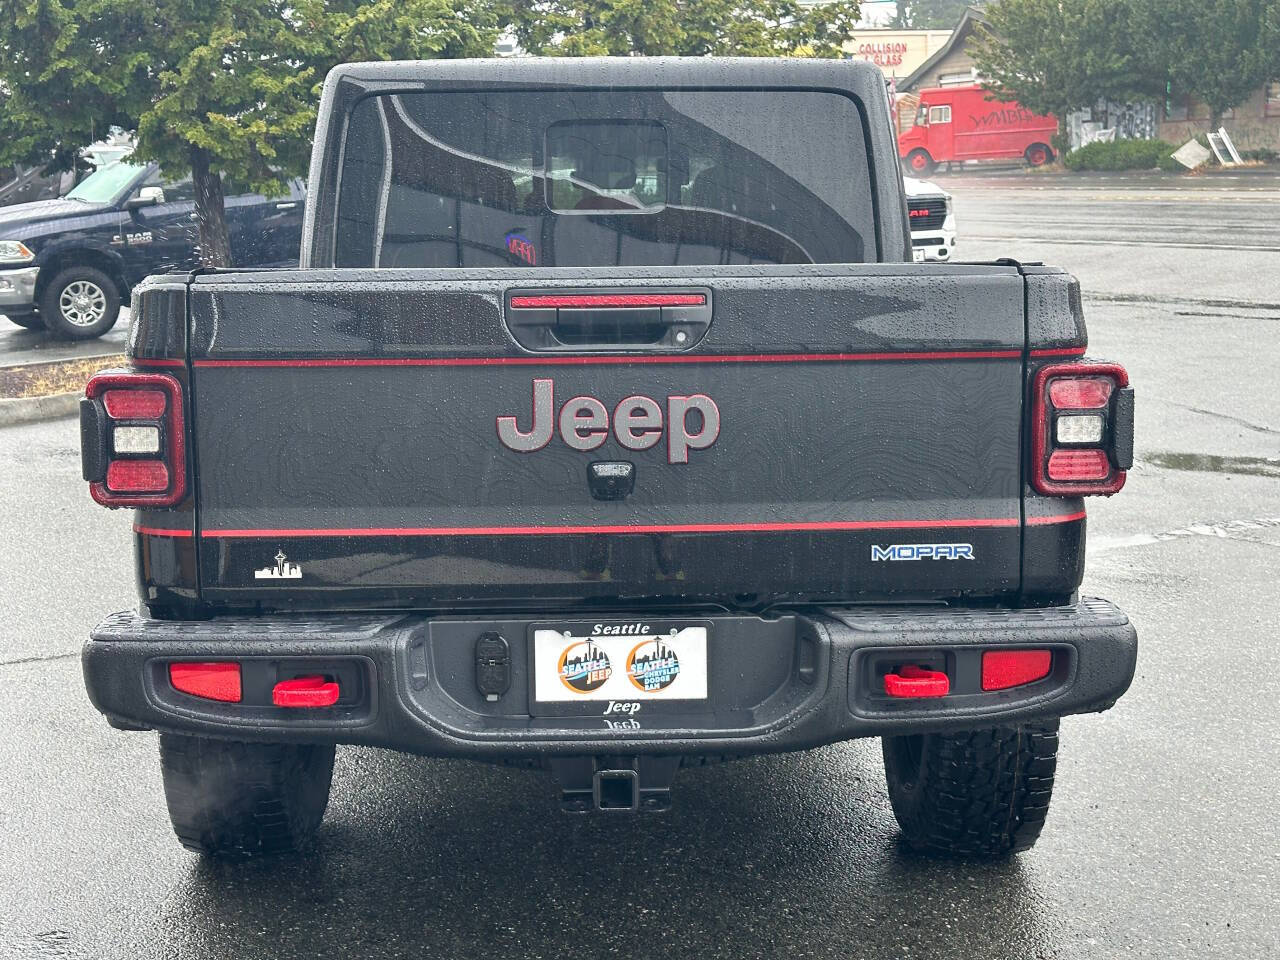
[159,176,195,204]
[138,170,196,204]
[928,105,952,125]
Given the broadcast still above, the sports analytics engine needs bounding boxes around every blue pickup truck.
[0,161,304,338]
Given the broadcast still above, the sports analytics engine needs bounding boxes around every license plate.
[532,623,708,703]
[912,247,926,262]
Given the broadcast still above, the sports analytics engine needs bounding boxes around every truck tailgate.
[187,264,1031,609]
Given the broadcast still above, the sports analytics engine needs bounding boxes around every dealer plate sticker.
[532,625,708,702]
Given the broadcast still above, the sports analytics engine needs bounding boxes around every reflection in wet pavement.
[1144,452,1280,478]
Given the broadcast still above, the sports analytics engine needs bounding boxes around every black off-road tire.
[38,265,122,339]
[159,734,335,858]
[4,311,45,330]
[882,721,1059,858]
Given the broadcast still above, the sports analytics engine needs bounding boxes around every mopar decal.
[871,543,975,561]
[496,378,720,463]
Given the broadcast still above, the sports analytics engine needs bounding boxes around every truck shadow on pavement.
[136,743,1060,959]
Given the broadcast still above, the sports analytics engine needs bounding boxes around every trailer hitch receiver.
[549,756,681,813]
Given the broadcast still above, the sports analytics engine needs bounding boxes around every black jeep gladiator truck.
[80,57,1137,859]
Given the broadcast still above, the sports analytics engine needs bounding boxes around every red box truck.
[898,85,1058,175]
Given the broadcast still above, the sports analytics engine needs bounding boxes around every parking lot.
[1,171,1278,959]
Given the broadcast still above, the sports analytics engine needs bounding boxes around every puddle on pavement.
[1144,452,1280,478]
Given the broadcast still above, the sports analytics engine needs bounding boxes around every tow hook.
[272,675,340,707]
[883,665,950,698]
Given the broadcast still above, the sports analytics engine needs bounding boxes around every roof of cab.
[324,56,886,97]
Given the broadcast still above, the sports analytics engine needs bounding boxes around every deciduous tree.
[890,0,970,30]
[971,0,1151,148]
[1136,0,1279,128]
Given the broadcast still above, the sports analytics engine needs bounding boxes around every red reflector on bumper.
[1047,448,1109,481]
[106,459,170,492]
[272,675,340,708]
[884,665,950,698]
[982,650,1052,691]
[169,662,242,702]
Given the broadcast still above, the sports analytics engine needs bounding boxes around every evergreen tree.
[0,0,499,266]
[500,0,861,58]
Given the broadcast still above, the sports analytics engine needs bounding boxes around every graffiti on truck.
[969,107,1039,129]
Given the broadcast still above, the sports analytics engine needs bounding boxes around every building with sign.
[842,29,953,82]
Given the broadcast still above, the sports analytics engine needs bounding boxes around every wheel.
[3,311,45,330]
[882,720,1059,858]
[905,149,935,177]
[158,734,335,858]
[1025,143,1054,167]
[38,265,121,339]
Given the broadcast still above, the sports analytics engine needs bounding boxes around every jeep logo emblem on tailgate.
[497,378,720,464]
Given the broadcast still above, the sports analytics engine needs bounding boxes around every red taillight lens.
[1032,362,1130,497]
[982,650,1052,691]
[106,459,170,492]
[169,662,242,702]
[84,371,186,507]
[102,389,167,419]
[1047,449,1109,481]
[1048,377,1112,409]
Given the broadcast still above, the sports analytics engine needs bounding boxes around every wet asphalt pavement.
[2,172,1279,959]
[0,314,128,369]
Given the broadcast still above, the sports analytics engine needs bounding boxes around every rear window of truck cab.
[331,89,876,268]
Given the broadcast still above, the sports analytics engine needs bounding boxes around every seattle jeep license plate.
[531,622,709,703]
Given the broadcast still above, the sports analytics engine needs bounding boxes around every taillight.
[1032,362,1133,496]
[81,371,186,507]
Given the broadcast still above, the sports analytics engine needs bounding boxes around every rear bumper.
[83,600,1137,757]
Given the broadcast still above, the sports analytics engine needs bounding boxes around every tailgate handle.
[505,289,712,352]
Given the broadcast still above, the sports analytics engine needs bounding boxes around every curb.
[0,352,123,427]
[0,392,80,427]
